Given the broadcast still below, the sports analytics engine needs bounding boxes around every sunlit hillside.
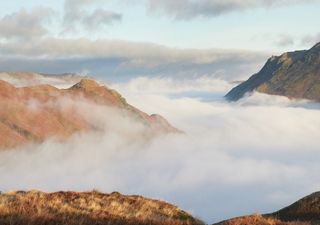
[0,190,203,225]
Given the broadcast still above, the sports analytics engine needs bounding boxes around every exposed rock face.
[226,42,320,101]
[0,190,203,225]
[0,76,179,150]
[213,192,320,225]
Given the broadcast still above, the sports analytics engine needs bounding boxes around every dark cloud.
[144,0,315,20]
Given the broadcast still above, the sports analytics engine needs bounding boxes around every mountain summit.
[0,74,179,150]
[226,42,320,101]
[271,191,320,223]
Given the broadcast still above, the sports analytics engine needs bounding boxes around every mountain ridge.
[226,42,320,101]
[270,191,320,223]
[0,75,179,150]
[213,191,320,225]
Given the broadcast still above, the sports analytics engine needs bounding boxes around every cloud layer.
[0,7,53,40]
[144,0,313,19]
[0,38,267,81]
[1,77,320,224]
[0,1,317,82]
[63,0,122,32]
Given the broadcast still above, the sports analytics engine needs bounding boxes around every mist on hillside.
[1,76,320,223]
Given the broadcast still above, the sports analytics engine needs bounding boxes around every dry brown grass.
[223,214,310,225]
[0,190,204,225]
[271,192,320,223]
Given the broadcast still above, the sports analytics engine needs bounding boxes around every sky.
[1,1,320,223]
[0,0,319,81]
[1,0,319,50]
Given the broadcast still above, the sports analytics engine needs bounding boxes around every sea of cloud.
[1,76,320,223]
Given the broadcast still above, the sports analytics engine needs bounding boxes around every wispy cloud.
[63,0,122,32]
[301,32,320,46]
[274,34,295,47]
[144,0,314,20]
[0,7,54,40]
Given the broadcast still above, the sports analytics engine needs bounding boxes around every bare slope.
[214,191,320,225]
[226,42,320,101]
[0,77,179,149]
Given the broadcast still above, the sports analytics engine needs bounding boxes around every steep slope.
[0,78,179,150]
[0,190,203,225]
[226,42,320,101]
[215,214,308,225]
[213,191,320,225]
[271,192,320,223]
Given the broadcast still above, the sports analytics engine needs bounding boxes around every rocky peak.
[225,43,320,101]
[71,79,101,90]
[0,76,180,150]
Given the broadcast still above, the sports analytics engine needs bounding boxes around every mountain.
[0,74,179,150]
[0,190,203,225]
[270,192,320,223]
[214,214,308,225]
[226,42,320,101]
[214,191,320,225]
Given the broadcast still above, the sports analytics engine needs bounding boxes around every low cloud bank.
[1,77,320,223]
[111,76,233,95]
[0,72,86,88]
[0,38,267,81]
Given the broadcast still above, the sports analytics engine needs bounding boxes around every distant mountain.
[0,72,86,88]
[226,42,320,101]
[0,190,203,225]
[214,191,320,225]
[0,74,179,149]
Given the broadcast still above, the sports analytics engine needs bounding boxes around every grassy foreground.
[0,190,203,225]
